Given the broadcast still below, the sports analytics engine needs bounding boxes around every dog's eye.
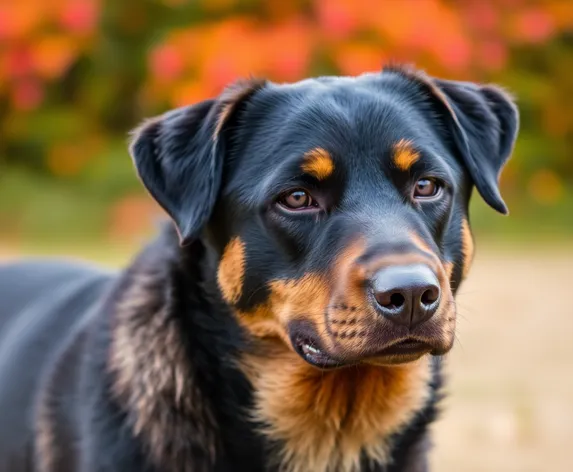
[413,178,441,199]
[277,190,317,211]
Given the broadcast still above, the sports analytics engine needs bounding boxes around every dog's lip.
[291,335,343,369]
[292,336,432,369]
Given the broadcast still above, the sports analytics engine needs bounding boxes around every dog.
[0,64,518,472]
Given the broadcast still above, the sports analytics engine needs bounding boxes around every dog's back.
[0,260,113,468]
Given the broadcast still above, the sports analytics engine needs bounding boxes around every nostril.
[389,293,405,309]
[421,286,440,306]
[375,291,405,310]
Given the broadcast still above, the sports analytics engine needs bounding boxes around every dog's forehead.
[235,73,446,175]
[268,73,425,131]
[280,71,418,97]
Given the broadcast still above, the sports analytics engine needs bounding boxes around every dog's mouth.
[292,334,343,369]
[288,319,437,369]
[291,332,432,369]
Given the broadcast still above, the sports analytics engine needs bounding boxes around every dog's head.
[130,65,518,369]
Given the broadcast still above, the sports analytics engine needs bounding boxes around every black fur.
[433,79,519,214]
[129,99,222,244]
[0,65,518,471]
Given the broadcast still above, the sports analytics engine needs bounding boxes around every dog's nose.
[371,264,440,328]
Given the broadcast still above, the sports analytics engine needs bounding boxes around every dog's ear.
[388,66,519,214]
[129,79,266,245]
[432,78,519,214]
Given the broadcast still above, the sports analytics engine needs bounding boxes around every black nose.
[371,264,440,328]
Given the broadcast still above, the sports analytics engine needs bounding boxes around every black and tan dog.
[0,64,518,472]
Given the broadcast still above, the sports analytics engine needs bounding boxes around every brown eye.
[414,178,441,199]
[278,189,316,210]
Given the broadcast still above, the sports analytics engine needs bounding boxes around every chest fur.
[241,348,431,472]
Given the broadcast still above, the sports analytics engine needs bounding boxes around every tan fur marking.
[241,350,431,472]
[433,294,457,350]
[393,139,420,171]
[407,235,456,341]
[329,239,375,351]
[444,261,454,280]
[217,237,246,304]
[269,274,331,325]
[461,219,474,278]
[301,148,335,180]
[236,304,280,337]
[333,238,367,280]
[108,271,218,472]
[409,232,441,261]
[235,273,332,349]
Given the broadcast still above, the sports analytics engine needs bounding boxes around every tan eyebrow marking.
[393,139,420,171]
[301,147,335,180]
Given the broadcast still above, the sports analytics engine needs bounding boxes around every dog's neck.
[107,229,258,471]
[240,340,432,472]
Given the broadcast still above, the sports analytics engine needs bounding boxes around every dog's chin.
[364,339,435,365]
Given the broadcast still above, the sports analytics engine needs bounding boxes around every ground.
[0,242,570,471]
[432,245,572,472]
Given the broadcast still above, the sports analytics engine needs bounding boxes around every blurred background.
[0,1,571,471]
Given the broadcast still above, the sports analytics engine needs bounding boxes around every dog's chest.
[240,351,431,472]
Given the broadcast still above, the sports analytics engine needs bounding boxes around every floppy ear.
[387,65,519,214]
[129,79,266,245]
[432,78,519,214]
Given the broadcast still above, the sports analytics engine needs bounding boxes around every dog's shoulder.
[67,228,254,472]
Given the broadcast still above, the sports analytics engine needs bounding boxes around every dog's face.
[130,66,518,369]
